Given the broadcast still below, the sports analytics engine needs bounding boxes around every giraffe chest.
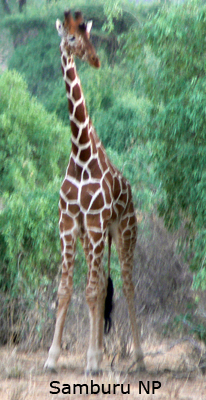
[59,156,130,222]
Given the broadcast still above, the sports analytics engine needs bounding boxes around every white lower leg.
[86,293,105,374]
[86,348,103,372]
[123,284,145,370]
[44,295,70,371]
[44,343,61,371]
[133,347,144,361]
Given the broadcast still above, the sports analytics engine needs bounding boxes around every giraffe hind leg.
[123,278,145,371]
[118,219,145,371]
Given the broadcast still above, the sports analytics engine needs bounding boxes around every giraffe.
[44,10,145,374]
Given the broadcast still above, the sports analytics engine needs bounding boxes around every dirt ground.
[0,343,205,400]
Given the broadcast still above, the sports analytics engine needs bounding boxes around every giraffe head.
[56,10,100,68]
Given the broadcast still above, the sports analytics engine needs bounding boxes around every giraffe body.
[45,10,144,374]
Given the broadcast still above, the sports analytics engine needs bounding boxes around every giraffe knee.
[86,271,107,303]
[58,278,73,300]
[121,271,134,294]
[85,286,97,304]
[85,284,106,310]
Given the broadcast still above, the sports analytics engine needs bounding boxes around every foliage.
[102,0,123,33]
[175,311,206,343]
[0,70,70,295]
[124,0,206,288]
[0,185,60,295]
[0,70,69,195]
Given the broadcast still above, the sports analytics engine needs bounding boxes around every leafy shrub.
[124,0,206,288]
[0,70,70,295]
[0,70,69,194]
[0,184,60,295]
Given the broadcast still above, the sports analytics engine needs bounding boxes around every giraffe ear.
[56,19,64,36]
[86,21,93,38]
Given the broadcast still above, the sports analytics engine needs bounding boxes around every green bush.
[0,184,60,295]
[124,0,206,288]
[0,70,69,194]
[0,70,70,295]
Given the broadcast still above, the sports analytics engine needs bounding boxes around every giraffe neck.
[61,50,94,163]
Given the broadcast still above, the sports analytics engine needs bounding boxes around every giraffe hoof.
[45,367,58,374]
[136,358,146,372]
[44,363,58,374]
[127,359,146,374]
[137,364,146,373]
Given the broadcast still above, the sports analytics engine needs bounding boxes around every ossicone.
[64,10,71,20]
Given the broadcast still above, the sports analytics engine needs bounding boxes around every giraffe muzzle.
[89,55,100,69]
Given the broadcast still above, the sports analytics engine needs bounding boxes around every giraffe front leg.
[84,229,106,375]
[86,289,106,375]
[44,291,71,372]
[44,214,77,372]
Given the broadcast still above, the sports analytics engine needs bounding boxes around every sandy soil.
[0,345,205,400]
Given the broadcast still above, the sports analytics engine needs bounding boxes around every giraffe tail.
[104,233,114,334]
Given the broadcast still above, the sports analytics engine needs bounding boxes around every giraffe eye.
[69,35,76,43]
